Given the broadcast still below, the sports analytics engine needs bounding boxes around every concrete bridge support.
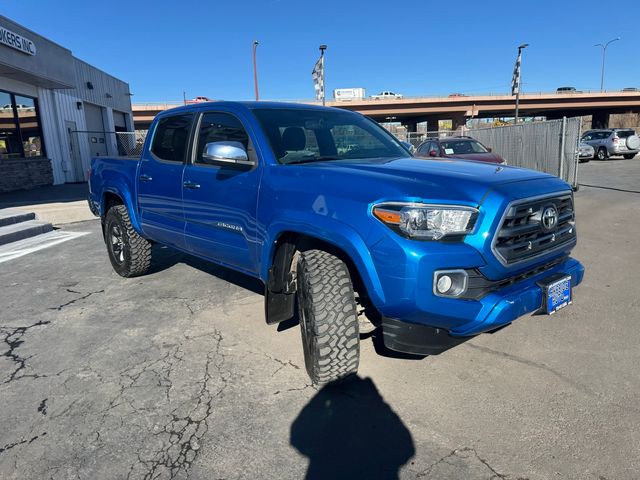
[591,111,610,129]
[401,119,418,133]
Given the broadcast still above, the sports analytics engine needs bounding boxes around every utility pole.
[319,44,327,106]
[514,43,528,124]
[183,91,187,106]
[595,37,620,92]
[252,40,260,101]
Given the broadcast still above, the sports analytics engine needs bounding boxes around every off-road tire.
[297,250,360,384]
[597,147,608,161]
[105,205,152,277]
[623,154,636,159]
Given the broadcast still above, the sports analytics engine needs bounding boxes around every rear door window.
[151,114,193,162]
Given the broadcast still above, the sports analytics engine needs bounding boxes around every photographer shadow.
[290,376,415,480]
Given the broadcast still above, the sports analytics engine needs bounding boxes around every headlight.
[372,203,479,240]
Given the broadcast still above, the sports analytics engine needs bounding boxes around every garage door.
[83,102,108,158]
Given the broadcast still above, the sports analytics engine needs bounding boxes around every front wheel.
[597,147,608,161]
[297,250,360,384]
[104,205,152,277]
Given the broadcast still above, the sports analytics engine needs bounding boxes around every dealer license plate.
[541,275,572,314]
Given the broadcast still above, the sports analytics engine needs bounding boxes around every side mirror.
[486,147,492,152]
[399,141,415,154]
[202,141,255,167]
[429,150,438,157]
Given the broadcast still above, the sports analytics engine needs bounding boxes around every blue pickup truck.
[89,101,584,384]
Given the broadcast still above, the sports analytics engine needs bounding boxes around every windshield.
[440,140,488,154]
[252,108,408,164]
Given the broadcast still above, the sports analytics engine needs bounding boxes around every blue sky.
[4,0,638,102]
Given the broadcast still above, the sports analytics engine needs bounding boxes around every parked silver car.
[581,129,640,160]
[578,142,594,162]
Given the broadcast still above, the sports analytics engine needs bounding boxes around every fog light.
[433,270,468,297]
[436,275,452,293]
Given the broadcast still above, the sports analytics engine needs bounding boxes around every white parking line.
[0,230,90,264]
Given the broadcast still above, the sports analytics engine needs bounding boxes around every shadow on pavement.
[149,244,264,295]
[0,182,88,208]
[290,376,415,480]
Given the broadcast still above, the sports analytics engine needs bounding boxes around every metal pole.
[595,37,620,92]
[183,91,186,106]
[252,41,259,101]
[599,47,606,92]
[319,44,327,106]
[559,116,567,180]
[573,118,582,189]
[514,44,528,125]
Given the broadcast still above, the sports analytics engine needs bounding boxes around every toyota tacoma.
[88,102,584,384]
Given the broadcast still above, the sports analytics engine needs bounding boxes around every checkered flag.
[511,50,521,96]
[312,55,324,101]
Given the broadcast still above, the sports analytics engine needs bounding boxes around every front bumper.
[381,257,584,354]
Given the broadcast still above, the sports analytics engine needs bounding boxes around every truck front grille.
[492,194,576,266]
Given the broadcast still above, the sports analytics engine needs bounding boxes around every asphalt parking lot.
[1,157,639,480]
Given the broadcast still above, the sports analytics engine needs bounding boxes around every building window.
[0,91,21,158]
[0,90,46,159]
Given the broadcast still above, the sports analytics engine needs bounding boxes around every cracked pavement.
[1,160,640,479]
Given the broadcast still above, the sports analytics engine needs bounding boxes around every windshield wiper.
[285,156,340,165]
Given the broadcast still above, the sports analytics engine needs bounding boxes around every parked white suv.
[370,91,404,100]
[581,129,640,160]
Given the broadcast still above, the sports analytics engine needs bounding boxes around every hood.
[273,157,566,206]
[444,152,505,164]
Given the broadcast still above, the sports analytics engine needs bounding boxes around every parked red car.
[415,136,506,164]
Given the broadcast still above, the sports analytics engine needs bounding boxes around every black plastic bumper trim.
[381,317,469,356]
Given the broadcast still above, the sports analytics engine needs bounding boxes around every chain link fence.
[466,118,582,187]
[70,130,149,158]
[395,118,582,187]
[115,131,148,156]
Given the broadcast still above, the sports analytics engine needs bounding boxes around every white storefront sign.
[0,25,36,56]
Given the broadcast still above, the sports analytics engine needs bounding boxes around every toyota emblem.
[541,206,558,232]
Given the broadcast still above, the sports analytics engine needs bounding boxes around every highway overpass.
[132,90,640,130]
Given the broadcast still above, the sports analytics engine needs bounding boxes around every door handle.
[183,180,201,189]
[139,174,152,182]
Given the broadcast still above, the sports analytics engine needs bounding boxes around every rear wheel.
[105,205,152,277]
[623,154,636,159]
[597,147,608,161]
[297,250,360,384]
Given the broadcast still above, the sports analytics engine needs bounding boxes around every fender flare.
[100,183,143,235]
[261,212,386,306]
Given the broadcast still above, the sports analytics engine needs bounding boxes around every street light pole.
[252,40,259,101]
[514,43,528,125]
[319,44,327,106]
[595,37,620,92]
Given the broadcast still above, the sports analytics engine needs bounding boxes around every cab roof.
[159,100,339,115]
